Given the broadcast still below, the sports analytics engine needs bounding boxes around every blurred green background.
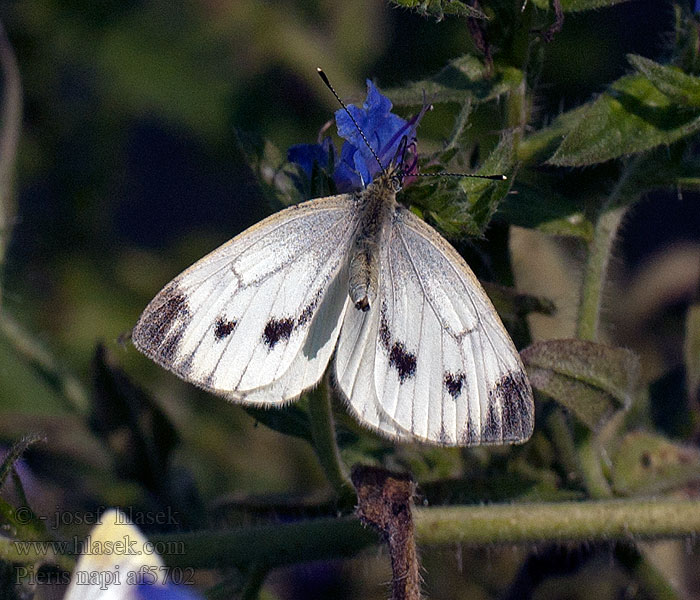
[1,0,700,599]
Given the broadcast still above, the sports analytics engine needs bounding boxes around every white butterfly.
[133,75,533,446]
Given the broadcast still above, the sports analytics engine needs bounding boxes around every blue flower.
[288,80,426,192]
[137,583,202,600]
[287,137,334,179]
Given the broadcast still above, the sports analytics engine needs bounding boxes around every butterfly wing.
[335,206,533,445]
[133,194,357,404]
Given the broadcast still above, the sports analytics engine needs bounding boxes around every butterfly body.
[348,172,398,312]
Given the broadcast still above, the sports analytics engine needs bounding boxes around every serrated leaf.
[548,74,700,166]
[385,55,523,106]
[389,0,487,19]
[686,304,700,403]
[611,431,700,496]
[531,0,634,11]
[521,339,639,430]
[628,54,700,107]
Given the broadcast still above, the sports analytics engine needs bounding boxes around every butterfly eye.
[391,175,402,192]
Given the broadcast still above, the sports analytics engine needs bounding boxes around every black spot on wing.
[492,370,534,442]
[438,423,449,445]
[379,306,417,383]
[263,318,295,349]
[133,283,191,363]
[297,290,322,327]
[261,290,323,350]
[214,318,237,340]
[482,400,502,443]
[179,352,195,377]
[444,372,465,400]
[389,342,417,383]
[459,413,479,446]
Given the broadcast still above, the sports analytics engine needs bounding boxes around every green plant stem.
[241,562,270,600]
[545,409,581,485]
[306,383,353,501]
[614,542,682,600]
[0,312,89,415]
[575,206,626,342]
[152,499,700,569]
[576,432,612,498]
[0,20,22,305]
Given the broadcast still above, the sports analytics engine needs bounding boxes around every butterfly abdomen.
[348,179,396,312]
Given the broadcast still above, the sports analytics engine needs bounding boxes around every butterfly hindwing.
[133,194,358,404]
[335,205,533,445]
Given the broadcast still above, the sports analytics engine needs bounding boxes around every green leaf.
[0,23,22,282]
[481,282,556,324]
[404,134,514,237]
[547,74,700,166]
[385,55,523,106]
[497,174,592,239]
[611,431,700,496]
[628,54,700,107]
[91,344,179,493]
[685,304,700,403]
[531,0,634,12]
[388,0,487,20]
[464,132,516,232]
[521,339,640,430]
[613,144,700,207]
[0,435,44,489]
[243,402,313,444]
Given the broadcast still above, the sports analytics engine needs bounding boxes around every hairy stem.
[307,383,353,501]
[152,499,700,569]
[575,206,625,342]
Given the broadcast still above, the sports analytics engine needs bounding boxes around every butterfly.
[132,72,534,446]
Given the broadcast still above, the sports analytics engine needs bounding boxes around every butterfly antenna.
[317,68,387,177]
[413,172,507,181]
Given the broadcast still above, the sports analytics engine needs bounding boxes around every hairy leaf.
[547,74,700,166]
[389,0,487,19]
[521,339,640,430]
[497,173,592,239]
[386,55,523,106]
[628,54,700,107]
[531,0,634,11]
[611,431,700,496]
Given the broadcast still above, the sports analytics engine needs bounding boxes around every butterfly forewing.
[133,195,358,403]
